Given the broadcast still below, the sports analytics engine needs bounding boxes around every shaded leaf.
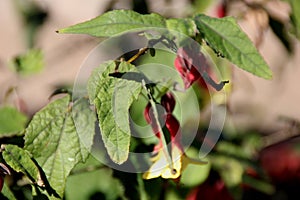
[66,156,125,200]
[88,61,143,164]
[24,95,96,198]
[0,106,27,136]
[1,182,17,200]
[2,145,42,186]
[194,14,272,79]
[58,10,166,37]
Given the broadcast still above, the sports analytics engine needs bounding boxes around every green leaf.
[24,96,96,198]
[58,10,166,37]
[194,14,272,79]
[72,98,96,160]
[210,154,244,187]
[10,49,44,76]
[2,145,42,185]
[88,61,142,164]
[0,106,27,135]
[66,156,125,200]
[289,0,300,38]
[166,18,197,37]
[87,61,117,103]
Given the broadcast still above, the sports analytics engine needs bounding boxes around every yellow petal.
[143,145,208,180]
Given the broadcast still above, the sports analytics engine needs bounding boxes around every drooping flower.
[143,94,207,180]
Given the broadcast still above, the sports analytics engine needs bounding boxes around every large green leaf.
[194,14,272,79]
[58,10,166,37]
[166,18,197,37]
[24,96,96,199]
[2,145,42,185]
[0,106,27,136]
[88,61,142,164]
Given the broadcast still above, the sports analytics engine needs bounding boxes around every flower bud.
[165,114,180,140]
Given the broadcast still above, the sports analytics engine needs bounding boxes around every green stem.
[142,80,173,170]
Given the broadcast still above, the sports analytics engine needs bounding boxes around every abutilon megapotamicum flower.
[143,92,207,180]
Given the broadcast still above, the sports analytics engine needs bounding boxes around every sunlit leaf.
[194,14,272,79]
[88,61,142,164]
[0,106,27,136]
[2,145,42,186]
[24,96,96,198]
[166,18,197,37]
[58,10,166,37]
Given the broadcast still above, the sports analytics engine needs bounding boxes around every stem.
[127,47,148,63]
[142,80,174,170]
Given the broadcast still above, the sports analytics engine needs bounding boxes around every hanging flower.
[143,93,207,180]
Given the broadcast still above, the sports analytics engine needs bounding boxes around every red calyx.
[143,103,161,137]
[161,92,176,113]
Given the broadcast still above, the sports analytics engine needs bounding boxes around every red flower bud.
[143,103,163,138]
[161,92,176,113]
[165,114,180,138]
[165,114,183,151]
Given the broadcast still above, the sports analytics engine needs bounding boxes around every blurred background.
[1,0,300,199]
